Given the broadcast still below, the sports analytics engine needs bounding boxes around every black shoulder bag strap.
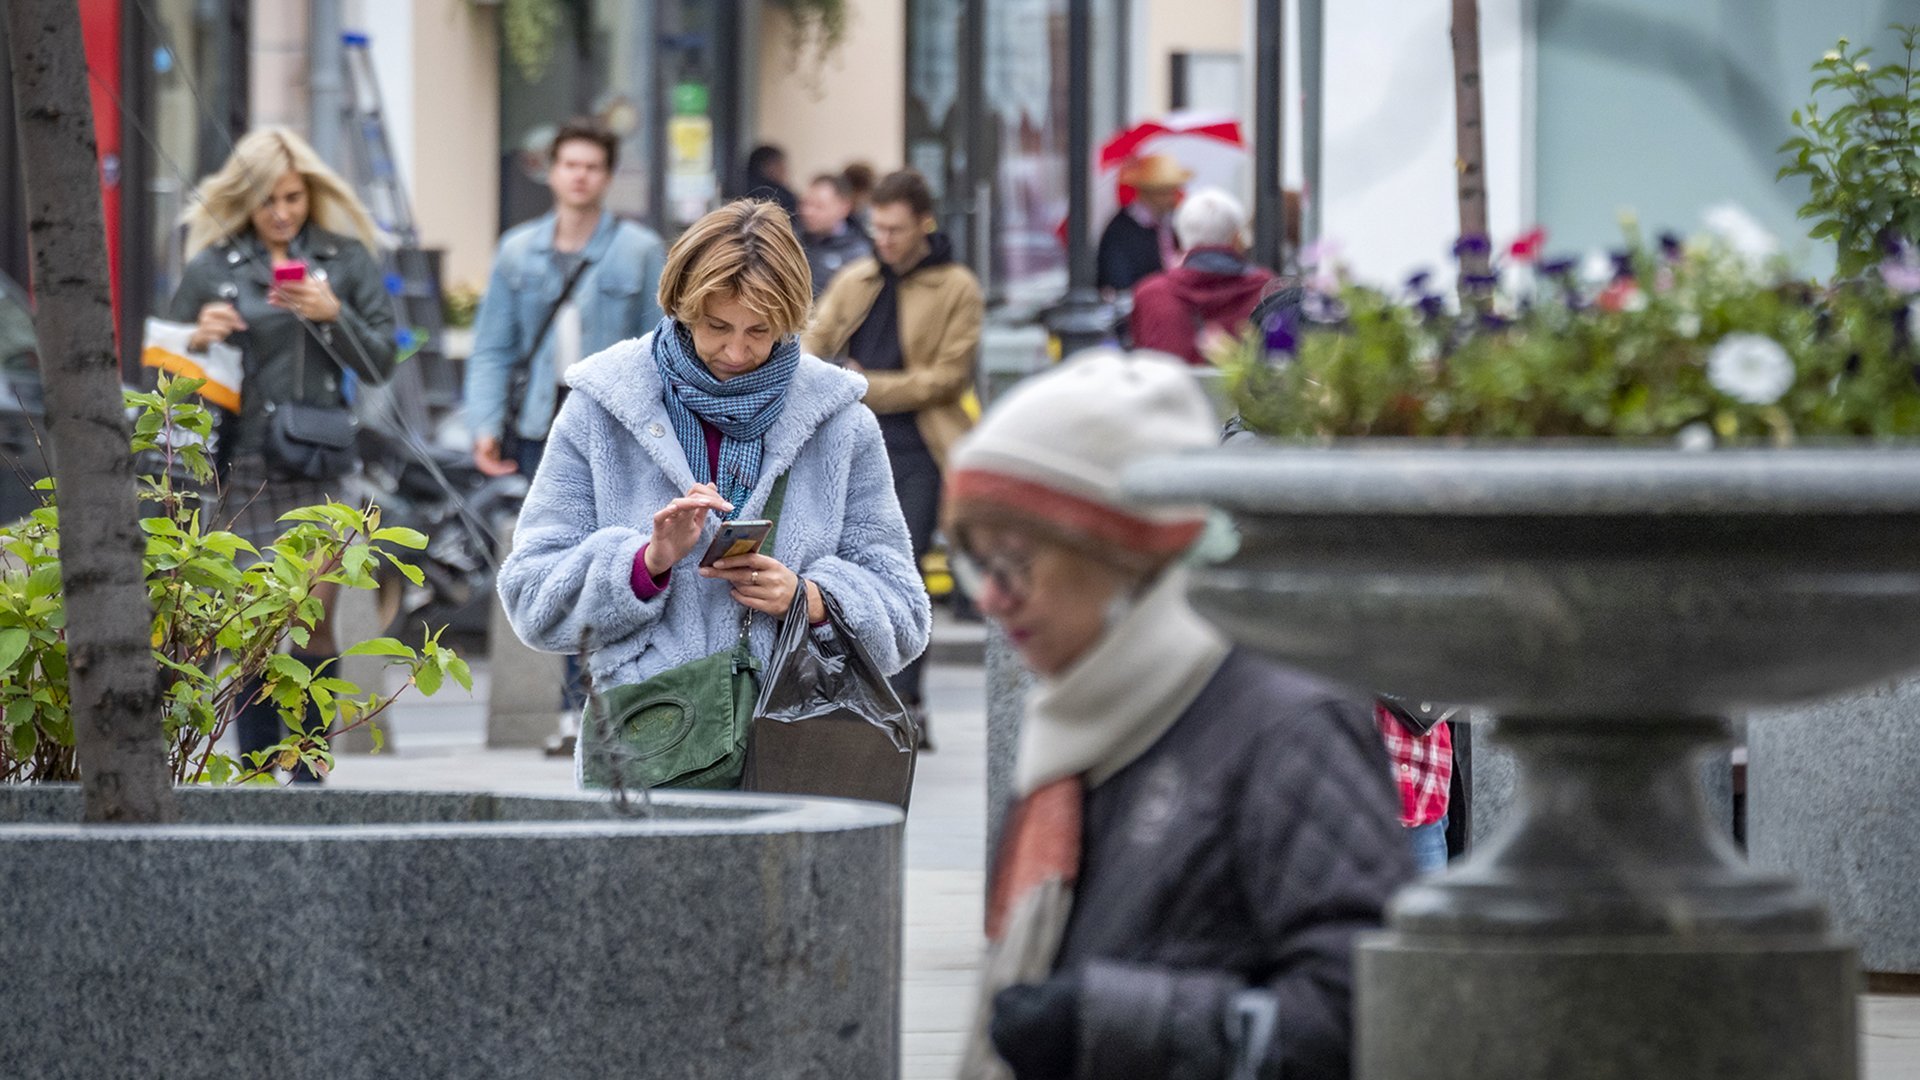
[501,254,595,455]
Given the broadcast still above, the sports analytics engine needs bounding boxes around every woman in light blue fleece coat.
[497,200,931,784]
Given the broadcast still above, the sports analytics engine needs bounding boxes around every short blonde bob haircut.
[658,200,813,339]
[181,127,379,257]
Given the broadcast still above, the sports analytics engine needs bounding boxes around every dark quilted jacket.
[1052,648,1414,1079]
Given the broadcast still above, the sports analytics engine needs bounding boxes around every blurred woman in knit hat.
[951,351,1412,1080]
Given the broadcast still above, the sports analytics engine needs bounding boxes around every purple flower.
[1478,313,1512,332]
[1610,251,1636,280]
[1658,232,1684,260]
[1539,256,1578,278]
[1881,259,1920,294]
[1416,294,1447,320]
[1263,309,1298,355]
[1460,272,1500,290]
[1452,235,1492,258]
[1405,270,1433,291]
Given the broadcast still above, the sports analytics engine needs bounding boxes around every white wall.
[1319,0,1529,286]
[356,0,416,213]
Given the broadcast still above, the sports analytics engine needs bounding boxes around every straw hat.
[1117,153,1194,191]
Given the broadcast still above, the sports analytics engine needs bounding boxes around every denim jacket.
[464,210,666,441]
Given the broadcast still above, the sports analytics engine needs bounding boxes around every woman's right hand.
[189,302,247,352]
[645,483,733,577]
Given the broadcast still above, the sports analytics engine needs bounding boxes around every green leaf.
[341,637,414,660]
[379,550,426,586]
[4,698,34,731]
[371,527,428,549]
[10,721,34,758]
[446,656,473,693]
[0,626,28,675]
[415,663,444,697]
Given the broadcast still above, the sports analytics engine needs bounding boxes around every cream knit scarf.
[960,567,1230,1080]
[1015,565,1231,796]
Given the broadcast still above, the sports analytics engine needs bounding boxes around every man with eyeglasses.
[805,168,984,749]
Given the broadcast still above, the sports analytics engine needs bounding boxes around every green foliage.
[0,377,465,786]
[502,0,565,83]
[770,0,850,69]
[1222,236,1920,442]
[1778,26,1920,276]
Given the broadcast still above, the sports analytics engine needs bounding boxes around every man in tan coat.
[805,169,983,745]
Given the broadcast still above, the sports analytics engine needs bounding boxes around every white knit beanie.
[944,349,1219,566]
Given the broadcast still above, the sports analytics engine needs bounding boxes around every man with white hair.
[1128,187,1278,365]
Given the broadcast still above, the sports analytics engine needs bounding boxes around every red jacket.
[1128,247,1278,365]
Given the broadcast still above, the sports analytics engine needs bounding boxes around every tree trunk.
[1451,0,1492,283]
[6,0,175,823]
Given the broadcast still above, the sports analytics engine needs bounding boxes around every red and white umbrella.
[1098,111,1248,205]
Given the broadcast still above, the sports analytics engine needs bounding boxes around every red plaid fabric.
[1374,705,1453,828]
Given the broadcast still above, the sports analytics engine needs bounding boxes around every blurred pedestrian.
[742,144,799,220]
[1096,153,1191,292]
[167,125,397,780]
[1129,188,1277,365]
[1376,699,1456,873]
[497,200,930,788]
[842,160,877,233]
[805,168,982,748]
[463,117,667,751]
[798,173,872,298]
[949,351,1413,1080]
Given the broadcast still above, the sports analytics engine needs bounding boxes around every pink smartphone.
[272,260,308,283]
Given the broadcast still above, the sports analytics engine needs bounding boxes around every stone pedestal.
[484,520,565,748]
[1361,718,1855,1080]
[1123,447,1920,1080]
[1750,677,1920,975]
[0,787,903,1078]
[330,585,390,754]
[1467,713,1739,852]
[984,626,1034,871]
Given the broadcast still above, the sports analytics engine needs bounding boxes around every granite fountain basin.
[1128,445,1920,1080]
[0,786,903,1079]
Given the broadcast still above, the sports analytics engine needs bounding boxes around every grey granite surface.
[485,520,566,748]
[1357,933,1857,1079]
[0,787,902,1079]
[984,627,1033,876]
[1751,677,1920,975]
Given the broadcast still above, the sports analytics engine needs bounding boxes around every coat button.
[647,423,665,438]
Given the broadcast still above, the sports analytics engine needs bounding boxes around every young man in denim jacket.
[465,118,666,749]
[466,118,666,478]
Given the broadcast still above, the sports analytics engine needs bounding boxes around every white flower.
[1676,422,1716,452]
[1855,61,1871,73]
[1701,203,1780,268]
[1707,333,1795,405]
[1824,50,1842,62]
[1675,312,1702,338]
[1578,250,1616,287]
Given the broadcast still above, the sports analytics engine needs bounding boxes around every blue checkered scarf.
[652,317,799,518]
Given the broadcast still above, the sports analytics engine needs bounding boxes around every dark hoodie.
[1129,246,1278,365]
[845,232,957,450]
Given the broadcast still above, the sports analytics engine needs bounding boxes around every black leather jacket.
[166,225,396,455]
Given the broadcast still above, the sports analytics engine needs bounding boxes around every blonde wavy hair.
[181,127,379,257]
[658,200,813,339]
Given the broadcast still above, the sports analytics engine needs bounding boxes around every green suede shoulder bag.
[581,474,788,791]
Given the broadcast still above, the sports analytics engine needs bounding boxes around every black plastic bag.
[740,587,918,810]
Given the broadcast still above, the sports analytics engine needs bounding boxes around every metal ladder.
[339,31,453,411]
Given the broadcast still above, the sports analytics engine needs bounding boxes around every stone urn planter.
[1128,445,1920,1080]
[0,786,902,1078]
